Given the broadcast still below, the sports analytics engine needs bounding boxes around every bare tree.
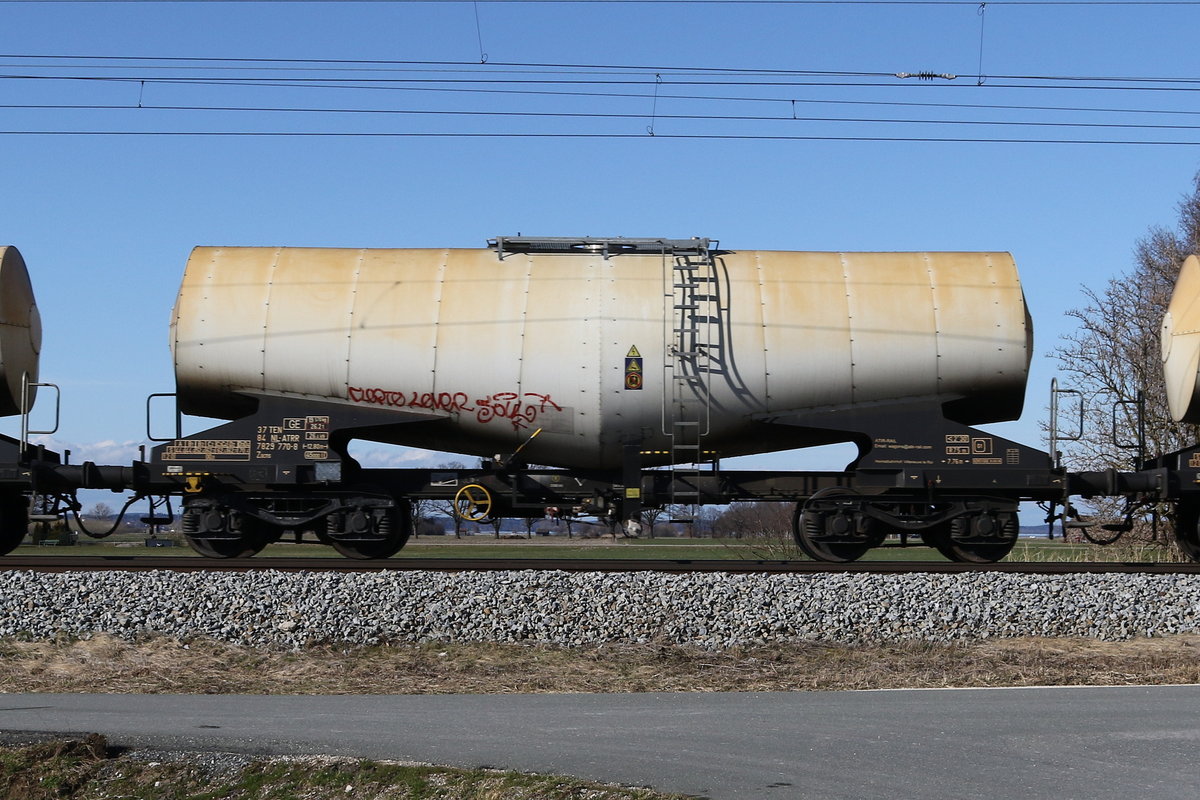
[665,504,700,537]
[415,517,446,536]
[712,502,793,539]
[431,499,465,538]
[410,497,437,538]
[1054,173,1200,544]
[430,461,467,538]
[639,507,665,539]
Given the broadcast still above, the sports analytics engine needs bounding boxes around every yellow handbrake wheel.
[454,484,494,521]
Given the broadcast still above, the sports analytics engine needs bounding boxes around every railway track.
[2,556,1199,574]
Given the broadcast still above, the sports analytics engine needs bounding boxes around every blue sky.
[3,0,1200,489]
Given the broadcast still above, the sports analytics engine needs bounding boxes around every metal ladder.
[663,241,717,521]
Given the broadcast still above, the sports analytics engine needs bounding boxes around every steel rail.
[2,556,1199,574]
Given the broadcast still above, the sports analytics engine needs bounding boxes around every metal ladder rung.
[666,242,716,509]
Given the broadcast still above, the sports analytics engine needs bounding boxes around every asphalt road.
[1,686,1197,799]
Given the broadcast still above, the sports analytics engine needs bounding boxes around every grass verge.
[2,634,1198,695]
[17,536,1190,561]
[0,735,682,799]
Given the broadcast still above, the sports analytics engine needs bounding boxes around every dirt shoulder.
[2,634,1198,695]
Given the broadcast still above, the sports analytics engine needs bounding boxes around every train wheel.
[183,507,277,559]
[1172,501,1200,561]
[792,493,873,563]
[0,493,27,556]
[919,522,953,556]
[932,512,1018,563]
[331,501,412,560]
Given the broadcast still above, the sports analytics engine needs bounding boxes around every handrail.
[20,372,60,452]
[1048,378,1084,470]
[146,392,183,442]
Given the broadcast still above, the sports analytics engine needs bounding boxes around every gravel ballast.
[1,570,1197,648]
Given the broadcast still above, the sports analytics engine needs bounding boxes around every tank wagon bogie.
[0,235,1197,562]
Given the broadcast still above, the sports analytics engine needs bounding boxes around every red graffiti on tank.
[347,387,563,431]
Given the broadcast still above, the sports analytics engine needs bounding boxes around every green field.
[13,533,1184,562]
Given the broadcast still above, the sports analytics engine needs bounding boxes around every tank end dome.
[1162,254,1200,422]
[0,247,39,416]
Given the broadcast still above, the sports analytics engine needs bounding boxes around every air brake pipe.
[1068,468,1166,498]
[37,462,142,492]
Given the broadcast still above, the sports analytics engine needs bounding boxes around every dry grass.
[0,736,681,799]
[1,634,1198,695]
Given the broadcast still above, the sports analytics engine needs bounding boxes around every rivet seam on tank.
[926,253,944,385]
[755,252,767,355]
[430,250,448,376]
[987,254,1001,329]
[261,248,281,380]
[839,253,856,394]
[202,250,217,312]
[345,251,362,383]
[516,255,531,382]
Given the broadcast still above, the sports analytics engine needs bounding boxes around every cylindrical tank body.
[171,245,1032,469]
[0,246,40,416]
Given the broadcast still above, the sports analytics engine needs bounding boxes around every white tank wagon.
[3,235,1200,564]
[144,236,1057,562]
[170,239,1032,470]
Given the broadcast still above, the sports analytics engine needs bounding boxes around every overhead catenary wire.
[4,52,1200,145]
[471,0,488,63]
[8,100,1200,133]
[3,77,1200,143]
[975,2,987,86]
[10,73,1200,94]
[6,53,1200,88]
[1,131,1198,145]
[2,1,1199,5]
[18,67,1200,125]
[12,84,1200,121]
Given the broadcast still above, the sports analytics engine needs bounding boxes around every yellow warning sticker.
[624,345,644,390]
